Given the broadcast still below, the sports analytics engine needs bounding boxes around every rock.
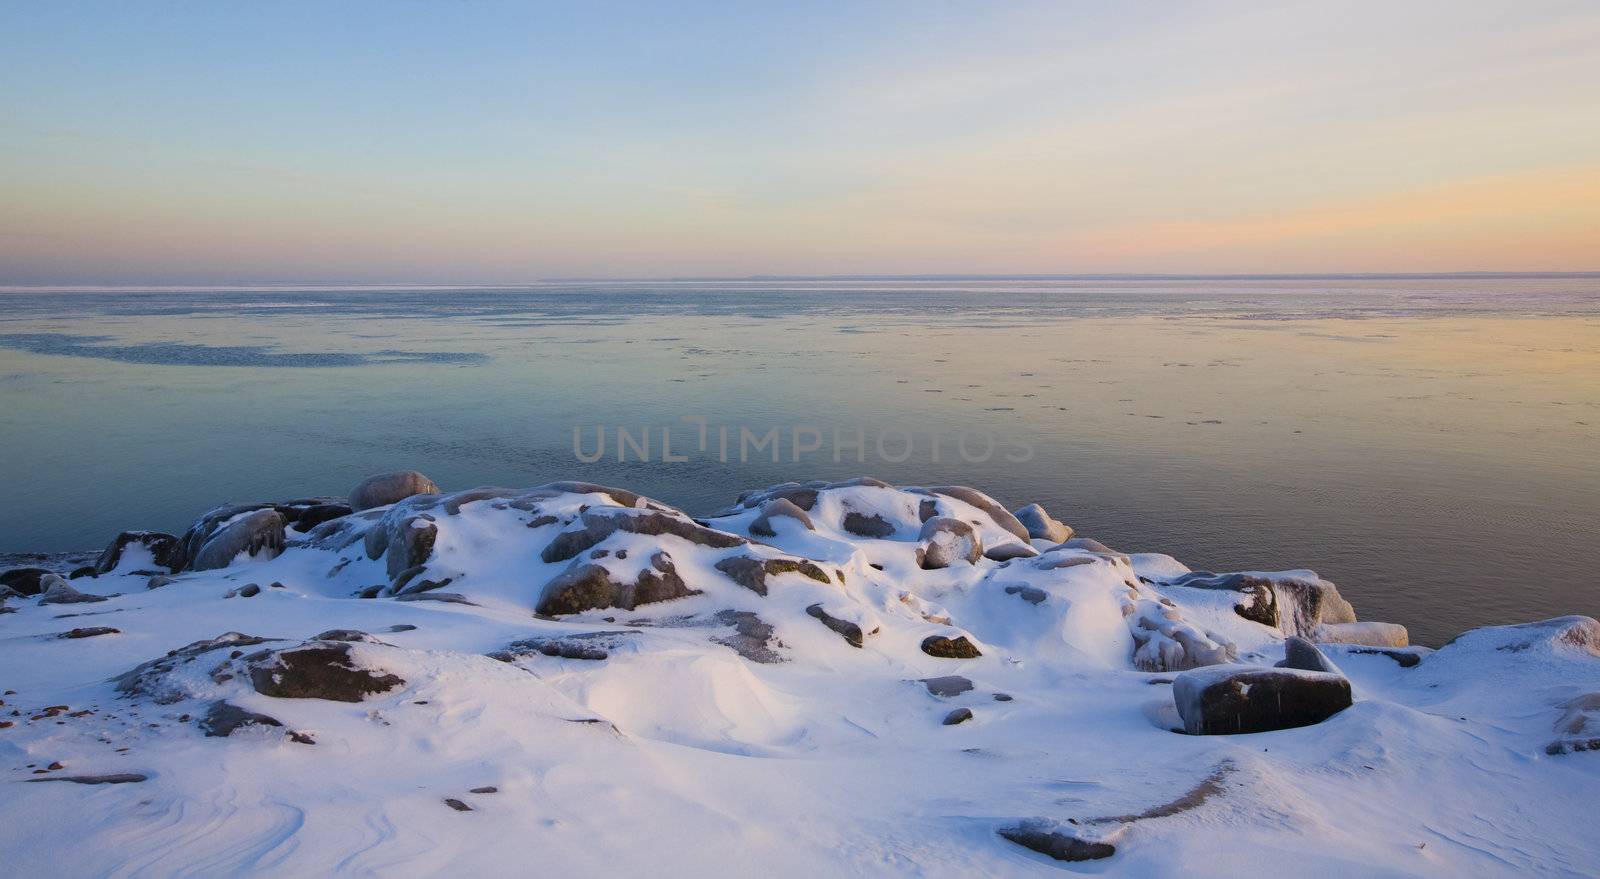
[248,642,405,702]
[494,631,635,662]
[1004,584,1047,605]
[1314,621,1409,648]
[921,634,982,659]
[1277,636,1340,673]
[94,531,181,575]
[385,517,438,582]
[68,566,97,579]
[841,510,895,539]
[541,507,745,564]
[1163,572,1279,628]
[748,497,815,537]
[189,509,286,571]
[471,786,498,794]
[1270,575,1357,637]
[199,700,285,737]
[1126,597,1236,672]
[0,567,52,597]
[444,798,473,812]
[1013,503,1073,543]
[114,632,270,701]
[1547,693,1600,756]
[314,629,378,642]
[983,543,1037,561]
[919,486,1032,542]
[711,609,785,663]
[998,820,1116,862]
[394,592,477,605]
[806,603,878,648]
[58,626,119,639]
[146,575,175,590]
[1057,536,1129,563]
[921,675,974,697]
[943,707,974,725]
[26,774,147,785]
[349,470,441,511]
[1173,665,1352,735]
[915,517,982,569]
[537,551,697,615]
[713,554,830,596]
[238,583,261,598]
[37,575,108,605]
[287,503,351,532]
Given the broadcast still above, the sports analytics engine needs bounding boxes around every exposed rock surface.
[349,470,441,511]
[1173,665,1353,735]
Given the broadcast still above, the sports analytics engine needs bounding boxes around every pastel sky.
[2,1,1598,284]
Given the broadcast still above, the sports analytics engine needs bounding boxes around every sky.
[2,0,1598,284]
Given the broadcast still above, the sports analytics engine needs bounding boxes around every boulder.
[189,509,286,571]
[943,707,974,725]
[349,470,441,511]
[918,486,1032,542]
[921,634,982,659]
[806,603,877,648]
[199,700,285,737]
[1173,665,1352,735]
[841,510,895,539]
[285,503,351,532]
[248,642,405,702]
[1013,503,1073,543]
[541,507,744,564]
[58,626,119,639]
[915,517,982,569]
[37,575,108,605]
[537,551,697,615]
[748,498,815,537]
[385,517,438,582]
[921,675,974,697]
[0,567,52,597]
[94,531,181,574]
[713,554,830,596]
[1276,636,1340,674]
[1314,621,1409,648]
[983,543,1037,561]
[998,820,1116,862]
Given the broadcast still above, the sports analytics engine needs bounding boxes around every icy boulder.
[1173,664,1352,735]
[1013,502,1073,543]
[348,469,441,511]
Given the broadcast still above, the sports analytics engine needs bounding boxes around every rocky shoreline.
[1,471,1596,874]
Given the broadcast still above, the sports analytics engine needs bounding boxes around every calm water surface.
[2,277,1598,644]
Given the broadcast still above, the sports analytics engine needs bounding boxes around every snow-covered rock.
[0,474,1596,876]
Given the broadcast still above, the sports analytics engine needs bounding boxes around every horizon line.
[4,270,1600,292]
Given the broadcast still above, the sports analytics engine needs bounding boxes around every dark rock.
[713,554,830,596]
[712,610,785,664]
[146,575,175,590]
[26,773,148,785]
[95,531,182,575]
[915,517,982,569]
[394,592,477,605]
[189,510,286,571]
[288,503,352,532]
[943,707,974,725]
[248,642,404,702]
[1013,503,1073,543]
[495,631,635,661]
[238,584,261,598]
[841,510,895,539]
[921,675,974,697]
[444,798,473,812]
[199,700,285,737]
[537,551,697,615]
[1345,646,1423,668]
[993,693,1013,701]
[385,517,438,582]
[541,507,745,564]
[58,626,119,639]
[1,567,52,596]
[1277,636,1340,673]
[998,821,1116,862]
[1173,665,1352,735]
[69,566,97,579]
[806,603,876,648]
[748,497,816,537]
[386,624,418,633]
[917,498,939,522]
[1004,585,1048,605]
[314,629,376,642]
[349,470,441,511]
[921,634,982,659]
[470,786,498,794]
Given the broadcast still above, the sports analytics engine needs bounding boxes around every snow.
[1,478,1597,876]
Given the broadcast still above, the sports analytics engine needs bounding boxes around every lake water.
[2,277,1597,644]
